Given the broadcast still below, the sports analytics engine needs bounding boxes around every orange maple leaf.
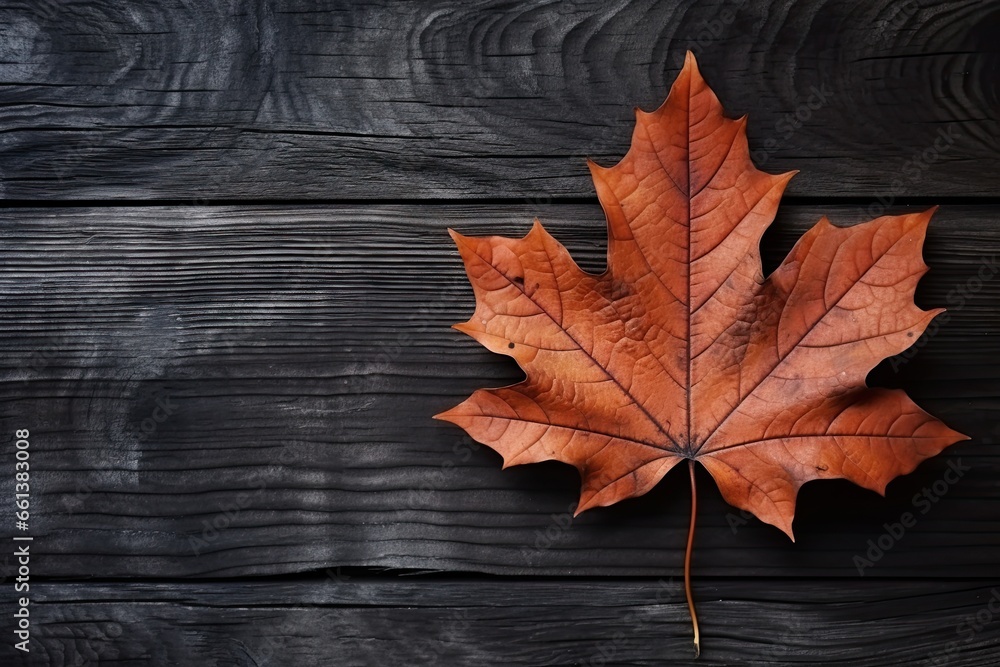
[435,52,967,656]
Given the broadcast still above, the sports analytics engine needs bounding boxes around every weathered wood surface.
[1,203,995,578]
[1,578,999,666]
[0,0,996,199]
[1,1,998,663]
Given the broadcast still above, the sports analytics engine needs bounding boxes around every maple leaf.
[434,52,967,656]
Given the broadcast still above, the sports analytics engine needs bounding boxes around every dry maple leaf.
[434,52,967,656]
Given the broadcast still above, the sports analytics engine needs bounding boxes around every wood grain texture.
[1,203,995,578]
[0,0,996,199]
[0,1,997,663]
[1,578,999,666]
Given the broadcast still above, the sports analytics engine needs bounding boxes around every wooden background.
[0,0,998,664]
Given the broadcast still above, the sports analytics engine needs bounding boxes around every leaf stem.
[686,459,701,659]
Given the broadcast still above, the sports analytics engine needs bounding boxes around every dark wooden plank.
[0,0,996,199]
[2,578,1000,665]
[0,203,997,577]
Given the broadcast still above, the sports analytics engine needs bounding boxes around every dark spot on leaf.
[816,465,828,472]
[513,275,525,286]
[508,342,515,349]
[907,332,913,338]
